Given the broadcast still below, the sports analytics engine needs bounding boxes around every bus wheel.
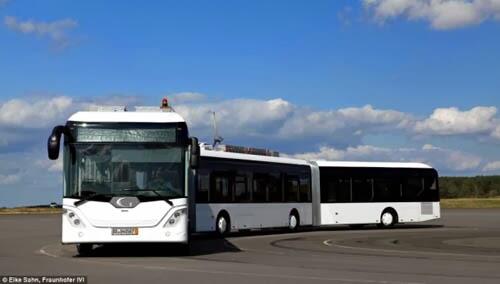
[76,243,93,256]
[379,209,397,228]
[288,211,300,231]
[216,212,230,236]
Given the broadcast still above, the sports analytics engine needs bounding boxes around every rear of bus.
[315,161,440,227]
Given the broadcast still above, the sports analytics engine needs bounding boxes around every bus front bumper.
[61,209,188,244]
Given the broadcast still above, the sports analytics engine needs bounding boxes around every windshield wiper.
[121,189,174,206]
[74,192,110,207]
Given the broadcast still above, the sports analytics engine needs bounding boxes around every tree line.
[440,176,500,198]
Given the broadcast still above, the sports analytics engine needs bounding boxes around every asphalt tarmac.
[1,209,499,284]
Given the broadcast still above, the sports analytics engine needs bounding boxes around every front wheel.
[76,243,93,256]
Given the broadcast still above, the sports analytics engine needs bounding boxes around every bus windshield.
[65,144,185,199]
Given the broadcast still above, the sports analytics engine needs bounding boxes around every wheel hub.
[218,217,227,233]
[382,213,393,226]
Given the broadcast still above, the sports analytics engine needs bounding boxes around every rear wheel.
[216,213,230,236]
[76,243,93,256]
[379,210,397,228]
[288,211,300,231]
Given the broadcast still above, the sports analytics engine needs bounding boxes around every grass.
[440,197,500,209]
[0,207,62,215]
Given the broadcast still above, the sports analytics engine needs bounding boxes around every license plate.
[112,227,139,236]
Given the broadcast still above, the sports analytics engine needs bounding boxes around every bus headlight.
[64,209,85,228]
[165,208,187,227]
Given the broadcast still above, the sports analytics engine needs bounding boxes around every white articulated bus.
[48,100,440,255]
[47,102,200,255]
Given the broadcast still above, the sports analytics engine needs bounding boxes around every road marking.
[323,239,333,246]
[39,247,60,258]
[323,239,500,259]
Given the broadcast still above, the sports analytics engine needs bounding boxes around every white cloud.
[169,92,207,104]
[36,159,63,172]
[483,161,500,171]
[1,95,499,149]
[414,106,498,135]
[0,173,21,185]
[339,104,411,126]
[363,0,500,30]
[338,6,354,26]
[277,104,411,140]
[492,124,500,139]
[176,98,295,138]
[174,99,416,150]
[4,16,78,49]
[174,97,500,146]
[290,143,482,172]
[0,96,73,128]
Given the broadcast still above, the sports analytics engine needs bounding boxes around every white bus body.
[194,146,314,234]
[314,161,440,227]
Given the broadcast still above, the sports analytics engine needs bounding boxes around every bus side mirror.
[48,125,65,160]
[189,137,200,169]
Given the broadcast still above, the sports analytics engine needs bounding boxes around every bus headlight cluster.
[64,209,85,228]
[165,208,187,227]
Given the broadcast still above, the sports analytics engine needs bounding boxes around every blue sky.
[1,0,500,206]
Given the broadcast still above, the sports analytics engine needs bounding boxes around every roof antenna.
[212,111,224,148]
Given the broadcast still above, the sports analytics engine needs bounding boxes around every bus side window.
[423,173,439,201]
[196,171,209,202]
[320,179,335,203]
[268,172,282,202]
[252,173,267,203]
[374,178,401,202]
[352,177,373,202]
[234,174,250,202]
[285,175,300,202]
[322,177,351,203]
[404,176,423,201]
[299,174,311,202]
[336,177,351,202]
[212,172,232,203]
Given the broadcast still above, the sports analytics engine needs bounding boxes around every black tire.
[379,209,397,228]
[288,210,300,231]
[76,243,93,256]
[215,212,230,236]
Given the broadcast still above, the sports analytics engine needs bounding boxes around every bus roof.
[201,147,310,166]
[68,111,186,124]
[314,160,433,169]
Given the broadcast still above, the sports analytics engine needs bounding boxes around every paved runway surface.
[1,209,499,284]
